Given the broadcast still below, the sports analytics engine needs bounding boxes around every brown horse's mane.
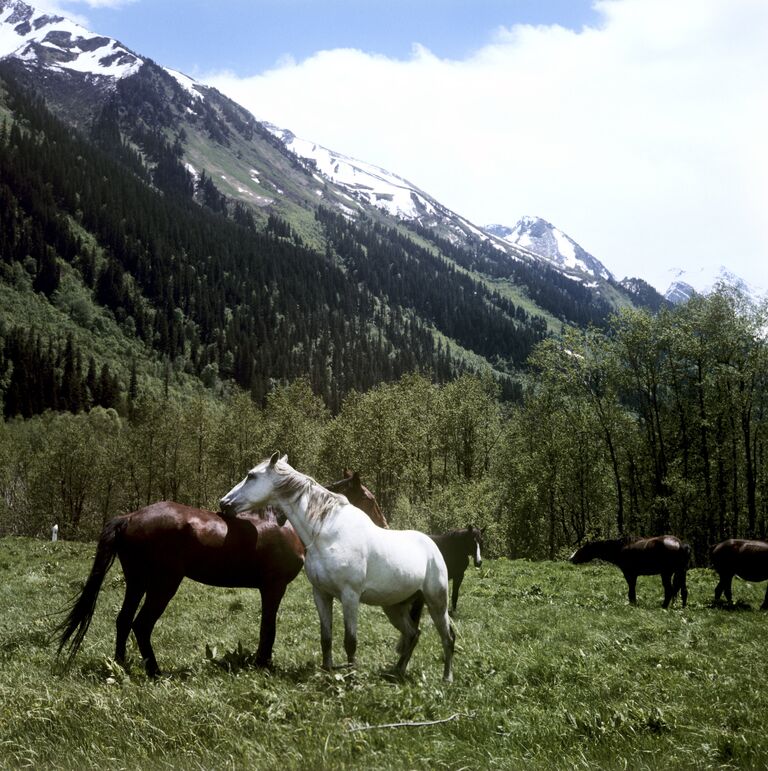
[273,461,343,522]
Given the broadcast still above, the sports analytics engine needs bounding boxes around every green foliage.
[2,539,768,769]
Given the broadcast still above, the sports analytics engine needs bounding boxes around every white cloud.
[35,0,136,15]
[203,0,768,292]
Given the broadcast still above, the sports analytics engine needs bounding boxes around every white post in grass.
[51,523,59,542]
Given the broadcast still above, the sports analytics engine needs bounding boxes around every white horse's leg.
[424,558,455,682]
[383,600,421,677]
[340,589,360,667]
[313,586,334,671]
[426,601,455,683]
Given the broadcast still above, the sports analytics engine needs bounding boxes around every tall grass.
[1,536,766,769]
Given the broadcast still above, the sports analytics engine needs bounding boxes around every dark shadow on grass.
[709,599,754,612]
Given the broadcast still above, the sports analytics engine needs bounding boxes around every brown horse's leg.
[132,578,182,677]
[714,573,733,604]
[672,569,688,608]
[115,581,145,667]
[661,573,673,608]
[255,583,288,667]
[450,572,465,614]
[624,572,638,605]
[383,601,421,677]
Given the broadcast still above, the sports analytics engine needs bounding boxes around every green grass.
[1,537,767,769]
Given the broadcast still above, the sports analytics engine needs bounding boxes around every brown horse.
[430,525,484,613]
[55,502,304,677]
[56,473,385,677]
[711,539,768,609]
[570,535,690,608]
[325,470,388,528]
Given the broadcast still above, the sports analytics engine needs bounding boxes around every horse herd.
[56,455,768,683]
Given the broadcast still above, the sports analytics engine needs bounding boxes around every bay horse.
[430,525,484,613]
[55,502,304,677]
[220,453,455,682]
[570,535,690,608]
[325,470,388,528]
[711,539,768,609]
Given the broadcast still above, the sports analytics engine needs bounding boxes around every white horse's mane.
[272,460,343,522]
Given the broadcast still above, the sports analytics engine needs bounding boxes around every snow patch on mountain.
[262,122,509,251]
[266,125,434,220]
[164,67,204,101]
[0,0,142,80]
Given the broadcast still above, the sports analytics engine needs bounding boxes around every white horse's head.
[220,452,287,515]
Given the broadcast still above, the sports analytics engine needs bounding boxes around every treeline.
[0,326,123,418]
[1,289,765,565]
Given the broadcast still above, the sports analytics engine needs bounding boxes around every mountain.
[0,0,141,82]
[662,267,765,305]
[0,0,665,418]
[486,216,613,283]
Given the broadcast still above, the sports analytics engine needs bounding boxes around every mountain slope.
[0,0,665,418]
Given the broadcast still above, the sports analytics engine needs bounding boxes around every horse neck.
[271,482,332,547]
[593,540,623,565]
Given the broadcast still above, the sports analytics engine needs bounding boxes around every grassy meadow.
[1,536,767,770]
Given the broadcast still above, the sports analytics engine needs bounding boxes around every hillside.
[0,0,665,417]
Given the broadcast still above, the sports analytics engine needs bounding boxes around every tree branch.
[348,713,466,732]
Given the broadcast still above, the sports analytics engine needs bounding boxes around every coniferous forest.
[0,65,766,564]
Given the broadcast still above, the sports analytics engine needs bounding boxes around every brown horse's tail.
[54,517,127,668]
[681,542,692,569]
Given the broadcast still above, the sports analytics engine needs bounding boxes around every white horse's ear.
[280,454,288,464]
[269,451,280,466]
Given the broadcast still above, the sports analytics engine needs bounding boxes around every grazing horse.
[220,453,455,682]
[711,539,768,609]
[55,502,304,677]
[569,535,690,608]
[430,525,484,613]
[325,470,388,528]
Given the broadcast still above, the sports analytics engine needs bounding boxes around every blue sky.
[52,1,600,76]
[36,0,768,294]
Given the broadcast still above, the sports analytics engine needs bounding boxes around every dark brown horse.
[55,502,304,677]
[430,525,484,613]
[711,539,768,609]
[325,470,388,528]
[570,535,690,608]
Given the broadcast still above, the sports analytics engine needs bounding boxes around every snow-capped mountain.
[0,0,142,81]
[263,123,532,256]
[486,217,613,283]
[663,267,765,305]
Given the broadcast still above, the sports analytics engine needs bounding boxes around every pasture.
[1,537,767,770]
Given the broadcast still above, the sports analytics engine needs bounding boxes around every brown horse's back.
[712,539,768,583]
[618,535,688,576]
[118,502,304,589]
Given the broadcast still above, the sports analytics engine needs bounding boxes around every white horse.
[220,453,455,682]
